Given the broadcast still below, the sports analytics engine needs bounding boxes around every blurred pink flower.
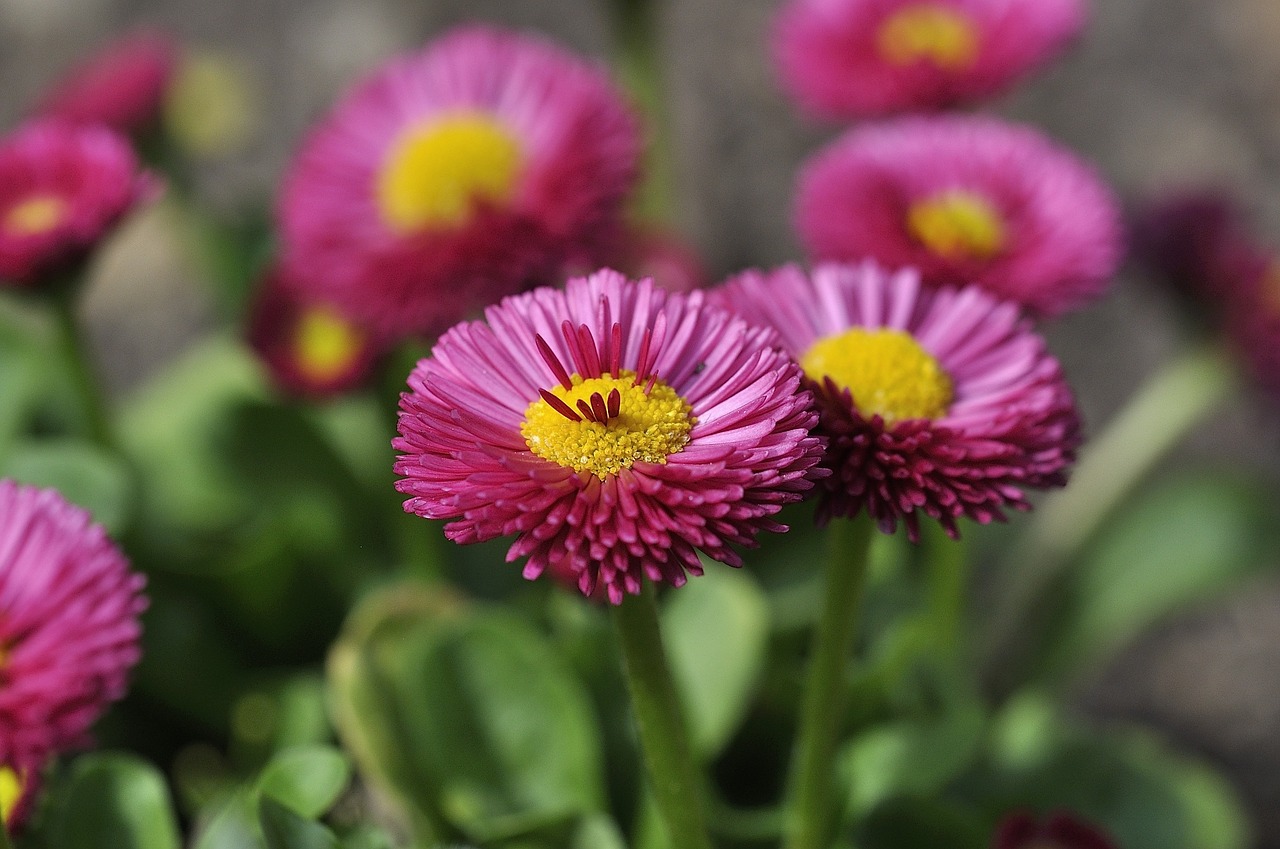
[795,115,1123,318]
[772,0,1085,119]
[394,270,824,603]
[0,480,146,775]
[0,121,157,288]
[278,25,642,342]
[993,810,1118,849]
[715,262,1080,541]
[34,30,179,137]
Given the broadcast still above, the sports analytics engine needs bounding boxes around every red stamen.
[577,324,602,378]
[644,373,658,395]
[540,389,582,422]
[609,323,622,378]
[607,388,621,418]
[561,320,589,377]
[634,327,653,387]
[576,398,597,422]
[590,391,609,422]
[535,334,573,390]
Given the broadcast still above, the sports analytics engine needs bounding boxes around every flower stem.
[784,516,875,849]
[51,291,114,450]
[980,342,1239,686]
[611,582,713,849]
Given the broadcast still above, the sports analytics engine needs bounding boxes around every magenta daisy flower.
[0,480,147,771]
[394,269,825,603]
[772,0,1086,120]
[795,115,1123,318]
[278,25,641,341]
[714,262,1080,541]
[0,121,157,288]
[993,810,1118,849]
[34,30,178,138]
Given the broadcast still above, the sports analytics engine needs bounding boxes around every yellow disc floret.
[522,371,695,479]
[801,327,953,424]
[906,190,1006,261]
[877,4,980,70]
[4,194,67,237]
[376,112,522,233]
[294,305,365,384]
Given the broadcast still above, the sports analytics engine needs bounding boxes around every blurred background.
[3,0,1280,842]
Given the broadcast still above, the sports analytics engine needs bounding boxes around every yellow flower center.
[522,371,695,480]
[376,112,522,233]
[0,766,22,826]
[293,305,365,385]
[4,194,68,236]
[877,4,980,69]
[906,190,1006,261]
[801,327,953,424]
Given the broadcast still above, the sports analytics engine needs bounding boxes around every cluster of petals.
[772,0,1086,120]
[0,121,157,287]
[0,480,147,777]
[992,810,1118,849]
[34,30,179,137]
[278,25,641,342]
[394,269,825,603]
[795,115,1123,318]
[714,262,1081,541]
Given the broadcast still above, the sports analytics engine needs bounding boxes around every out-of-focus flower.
[34,30,179,137]
[0,764,38,833]
[772,0,1085,120]
[278,25,642,342]
[0,480,147,772]
[394,269,825,604]
[246,264,383,399]
[1226,263,1280,398]
[992,810,1118,849]
[795,115,1123,318]
[715,262,1080,541]
[0,121,157,288]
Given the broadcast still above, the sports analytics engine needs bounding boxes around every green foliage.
[42,754,181,849]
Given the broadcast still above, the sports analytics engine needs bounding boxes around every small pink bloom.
[772,0,1086,120]
[394,270,825,603]
[278,25,642,342]
[714,262,1081,541]
[0,480,147,771]
[34,30,179,137]
[795,115,1123,318]
[0,121,157,288]
[993,810,1119,849]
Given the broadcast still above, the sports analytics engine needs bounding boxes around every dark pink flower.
[993,810,1119,849]
[714,262,1081,541]
[278,25,641,342]
[795,115,1123,318]
[0,121,157,288]
[34,30,179,137]
[0,480,147,771]
[394,269,825,603]
[772,0,1086,120]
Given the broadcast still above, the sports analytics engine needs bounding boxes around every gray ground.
[3,0,1280,843]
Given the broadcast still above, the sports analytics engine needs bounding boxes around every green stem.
[51,292,114,450]
[981,342,1239,682]
[923,522,968,656]
[784,516,875,849]
[611,583,713,849]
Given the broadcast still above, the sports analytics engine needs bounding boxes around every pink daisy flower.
[278,25,642,341]
[246,264,384,399]
[0,480,147,771]
[394,269,825,604]
[34,30,179,137]
[0,121,157,288]
[772,0,1086,120]
[795,115,1123,318]
[993,810,1118,849]
[714,262,1080,541]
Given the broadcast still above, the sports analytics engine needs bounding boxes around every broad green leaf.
[193,791,264,849]
[256,746,350,819]
[49,753,181,849]
[2,439,134,534]
[663,566,769,758]
[258,798,340,849]
[571,814,628,849]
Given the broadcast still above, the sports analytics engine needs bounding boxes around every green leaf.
[256,746,350,819]
[2,439,134,534]
[258,798,340,849]
[49,753,181,849]
[571,814,628,849]
[856,796,987,849]
[193,791,264,849]
[663,566,770,759]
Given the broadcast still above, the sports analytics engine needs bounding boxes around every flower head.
[714,262,1080,541]
[278,25,641,341]
[993,810,1118,849]
[772,0,1086,119]
[394,269,825,603]
[34,30,179,137]
[246,264,384,399]
[0,121,157,288]
[795,116,1123,318]
[0,480,147,771]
